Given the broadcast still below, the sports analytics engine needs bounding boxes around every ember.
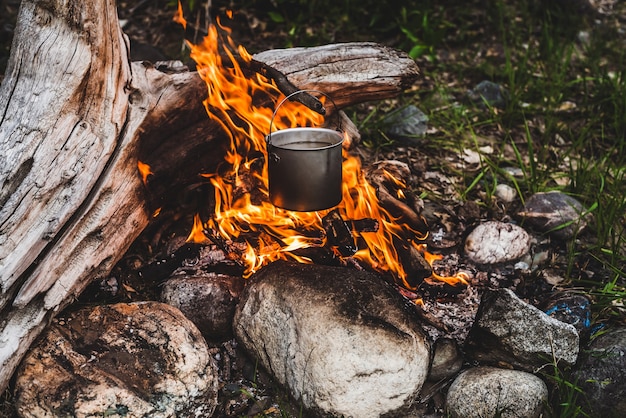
[167,3,467,289]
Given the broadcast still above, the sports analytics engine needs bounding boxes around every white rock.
[446,366,548,418]
[465,221,530,264]
[234,261,431,418]
[495,183,517,203]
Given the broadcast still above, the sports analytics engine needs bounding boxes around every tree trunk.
[0,0,419,392]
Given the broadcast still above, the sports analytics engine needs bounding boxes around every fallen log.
[0,0,419,392]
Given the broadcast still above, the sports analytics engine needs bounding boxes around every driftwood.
[0,0,419,392]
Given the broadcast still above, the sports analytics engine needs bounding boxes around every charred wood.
[138,243,203,282]
[366,161,429,237]
[395,240,433,290]
[350,218,379,233]
[323,210,358,257]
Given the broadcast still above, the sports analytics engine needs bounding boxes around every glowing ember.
[169,4,467,288]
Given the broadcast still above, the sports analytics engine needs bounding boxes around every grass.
[540,359,591,418]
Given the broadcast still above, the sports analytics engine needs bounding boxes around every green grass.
[359,0,625,287]
[540,359,592,418]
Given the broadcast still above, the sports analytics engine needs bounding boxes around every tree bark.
[0,0,419,393]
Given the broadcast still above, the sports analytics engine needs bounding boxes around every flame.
[173,1,187,29]
[414,243,469,286]
[173,6,467,287]
[137,161,153,185]
[188,213,209,243]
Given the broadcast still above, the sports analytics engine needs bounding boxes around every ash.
[420,284,482,343]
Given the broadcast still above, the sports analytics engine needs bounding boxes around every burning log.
[366,160,428,237]
[323,210,358,257]
[0,0,420,392]
[395,241,433,288]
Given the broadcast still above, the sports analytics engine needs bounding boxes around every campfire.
[0,0,471,401]
[152,4,469,291]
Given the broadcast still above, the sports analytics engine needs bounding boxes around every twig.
[230,55,326,115]
[182,21,325,115]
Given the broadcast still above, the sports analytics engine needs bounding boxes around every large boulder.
[234,261,431,418]
[14,302,218,418]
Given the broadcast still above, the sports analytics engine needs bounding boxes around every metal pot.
[266,91,344,212]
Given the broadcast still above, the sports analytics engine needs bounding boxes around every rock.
[446,366,548,418]
[539,292,592,339]
[573,327,626,417]
[495,183,517,203]
[465,288,579,371]
[467,80,509,109]
[382,104,428,144]
[14,302,218,418]
[518,191,589,239]
[428,338,463,382]
[161,272,245,340]
[465,221,531,264]
[233,261,431,418]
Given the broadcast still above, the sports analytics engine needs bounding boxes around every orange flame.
[414,243,469,286]
[175,8,467,287]
[188,213,209,243]
[173,1,187,29]
[137,161,153,185]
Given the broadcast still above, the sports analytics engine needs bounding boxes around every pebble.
[518,191,589,239]
[495,183,517,203]
[465,221,530,264]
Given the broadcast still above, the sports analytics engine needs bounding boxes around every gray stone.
[467,80,509,109]
[465,288,579,371]
[161,272,244,340]
[428,338,463,382]
[383,104,428,143]
[233,261,431,418]
[14,302,218,418]
[446,366,548,418]
[465,221,531,264]
[518,191,589,239]
[574,327,626,417]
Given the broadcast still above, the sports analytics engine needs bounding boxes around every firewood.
[395,240,433,289]
[322,210,358,257]
[0,0,420,392]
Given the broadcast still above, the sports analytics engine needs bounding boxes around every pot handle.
[266,90,341,146]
